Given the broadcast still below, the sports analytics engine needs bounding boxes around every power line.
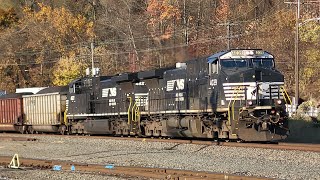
[0,0,306,64]
[0,31,256,66]
[0,21,241,58]
[1,1,274,57]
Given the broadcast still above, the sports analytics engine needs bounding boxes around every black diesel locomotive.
[66,49,290,141]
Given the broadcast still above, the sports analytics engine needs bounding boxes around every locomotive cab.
[208,49,290,141]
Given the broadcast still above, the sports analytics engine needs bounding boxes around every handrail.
[131,100,137,123]
[227,86,241,125]
[280,86,292,105]
[127,96,132,124]
[133,97,141,123]
[232,86,241,122]
[63,110,68,126]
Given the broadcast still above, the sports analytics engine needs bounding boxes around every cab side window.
[210,62,218,74]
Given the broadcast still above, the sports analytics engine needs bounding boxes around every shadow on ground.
[285,119,320,144]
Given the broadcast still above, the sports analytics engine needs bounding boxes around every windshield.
[220,59,249,68]
[220,58,275,69]
[252,58,274,68]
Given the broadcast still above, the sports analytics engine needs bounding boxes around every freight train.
[0,49,291,141]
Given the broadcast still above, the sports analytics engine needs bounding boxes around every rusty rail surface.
[0,136,36,141]
[0,156,270,180]
[64,135,320,152]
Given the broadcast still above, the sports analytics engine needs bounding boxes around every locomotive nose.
[224,68,283,83]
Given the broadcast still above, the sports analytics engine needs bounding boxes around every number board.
[231,50,264,56]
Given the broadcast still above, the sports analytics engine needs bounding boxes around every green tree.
[52,55,87,86]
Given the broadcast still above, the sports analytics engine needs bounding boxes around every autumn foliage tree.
[52,55,87,86]
[299,19,320,98]
[0,8,17,29]
[147,0,181,39]
[0,3,93,91]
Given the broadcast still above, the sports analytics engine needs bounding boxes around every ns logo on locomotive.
[0,49,290,142]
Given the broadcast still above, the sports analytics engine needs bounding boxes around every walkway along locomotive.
[65,49,290,141]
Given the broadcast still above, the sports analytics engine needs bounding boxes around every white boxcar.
[23,92,67,133]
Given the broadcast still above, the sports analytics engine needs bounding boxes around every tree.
[299,20,320,97]
[0,8,18,29]
[52,55,87,86]
[147,0,181,38]
[0,3,93,91]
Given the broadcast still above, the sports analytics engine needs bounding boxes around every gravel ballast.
[0,134,319,180]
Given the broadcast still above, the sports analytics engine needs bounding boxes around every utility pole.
[183,0,188,45]
[227,21,231,49]
[91,42,95,77]
[91,0,96,77]
[218,21,238,50]
[295,0,300,105]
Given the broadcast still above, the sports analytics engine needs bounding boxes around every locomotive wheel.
[59,125,66,135]
[28,126,34,134]
[237,139,244,143]
[18,126,26,134]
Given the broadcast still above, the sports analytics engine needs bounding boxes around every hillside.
[0,0,319,100]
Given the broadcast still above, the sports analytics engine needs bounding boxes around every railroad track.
[0,156,270,180]
[0,136,36,141]
[1,133,320,152]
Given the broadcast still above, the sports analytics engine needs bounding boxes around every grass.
[285,118,320,143]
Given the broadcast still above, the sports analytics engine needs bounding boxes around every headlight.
[247,100,253,106]
[276,99,282,105]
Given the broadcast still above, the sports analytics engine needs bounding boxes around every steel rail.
[1,134,320,152]
[0,156,270,180]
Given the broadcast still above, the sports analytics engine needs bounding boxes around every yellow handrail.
[280,86,292,105]
[228,86,241,125]
[127,96,132,124]
[232,86,241,122]
[63,110,68,126]
[131,100,137,123]
[133,97,141,122]
[135,106,139,123]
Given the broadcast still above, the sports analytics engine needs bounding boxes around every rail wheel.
[28,126,34,134]
[18,126,26,134]
[59,125,66,135]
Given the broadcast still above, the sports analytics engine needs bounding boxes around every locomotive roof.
[111,72,138,83]
[138,67,173,80]
[207,49,273,63]
[101,79,116,87]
